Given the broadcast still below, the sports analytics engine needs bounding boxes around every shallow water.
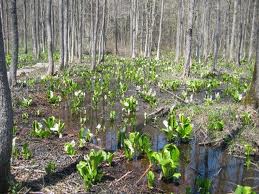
[59,101,259,193]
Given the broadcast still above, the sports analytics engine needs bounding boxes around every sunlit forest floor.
[9,54,259,193]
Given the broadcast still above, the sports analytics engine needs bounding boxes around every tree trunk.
[114,0,118,55]
[91,0,99,70]
[59,0,64,69]
[156,0,164,60]
[147,0,156,58]
[183,0,195,77]
[229,0,238,61]
[237,0,242,66]
[0,15,13,194]
[46,0,54,75]
[175,0,183,62]
[212,0,221,72]
[23,0,27,54]
[64,0,68,67]
[9,0,18,87]
[248,0,257,60]
[246,25,259,109]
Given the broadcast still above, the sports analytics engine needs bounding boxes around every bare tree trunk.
[156,0,164,60]
[248,0,257,60]
[114,0,118,55]
[9,0,18,87]
[131,0,137,58]
[237,0,242,66]
[147,0,156,58]
[0,14,13,194]
[183,0,195,77]
[229,0,238,61]
[32,0,38,58]
[212,0,221,72]
[203,0,209,63]
[46,0,54,75]
[5,0,9,54]
[23,0,27,54]
[64,0,68,67]
[91,0,99,70]
[175,0,183,62]
[246,25,259,108]
[59,0,64,69]
[98,0,106,63]
[144,0,149,58]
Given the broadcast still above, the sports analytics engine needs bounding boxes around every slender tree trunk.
[248,0,257,60]
[91,0,99,70]
[246,25,259,108]
[131,0,137,58]
[59,0,64,69]
[237,0,242,66]
[175,0,183,62]
[0,14,13,194]
[5,0,9,54]
[212,0,221,72]
[9,0,18,87]
[203,0,209,63]
[183,0,195,77]
[156,0,164,60]
[147,0,156,58]
[114,0,118,55]
[98,0,106,63]
[64,0,68,67]
[46,0,54,75]
[229,0,238,61]
[23,0,27,54]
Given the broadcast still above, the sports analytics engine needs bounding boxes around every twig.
[158,86,187,104]
[135,163,152,185]
[109,170,132,186]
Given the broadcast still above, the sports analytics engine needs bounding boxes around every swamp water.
[57,100,259,194]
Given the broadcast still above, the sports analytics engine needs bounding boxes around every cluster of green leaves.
[64,140,76,156]
[31,116,65,138]
[121,96,138,115]
[162,80,181,91]
[207,111,224,131]
[186,79,206,92]
[79,128,93,148]
[19,97,33,108]
[162,112,193,142]
[45,161,57,174]
[47,90,62,104]
[76,149,113,190]
[123,132,152,160]
[195,177,212,194]
[139,87,157,107]
[244,144,256,169]
[151,144,181,181]
[234,185,256,194]
[240,112,252,125]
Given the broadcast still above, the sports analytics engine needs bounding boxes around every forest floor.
[10,56,259,194]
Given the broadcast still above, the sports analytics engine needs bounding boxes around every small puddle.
[58,100,259,193]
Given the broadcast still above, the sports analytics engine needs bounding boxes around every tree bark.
[229,0,238,61]
[0,14,13,194]
[59,0,64,70]
[175,0,183,62]
[23,0,27,54]
[248,0,257,60]
[46,0,54,75]
[64,0,68,67]
[9,0,18,87]
[183,0,195,77]
[212,0,221,71]
[156,0,164,60]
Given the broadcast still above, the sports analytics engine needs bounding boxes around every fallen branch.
[158,86,187,104]
[109,170,132,186]
[135,163,152,185]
